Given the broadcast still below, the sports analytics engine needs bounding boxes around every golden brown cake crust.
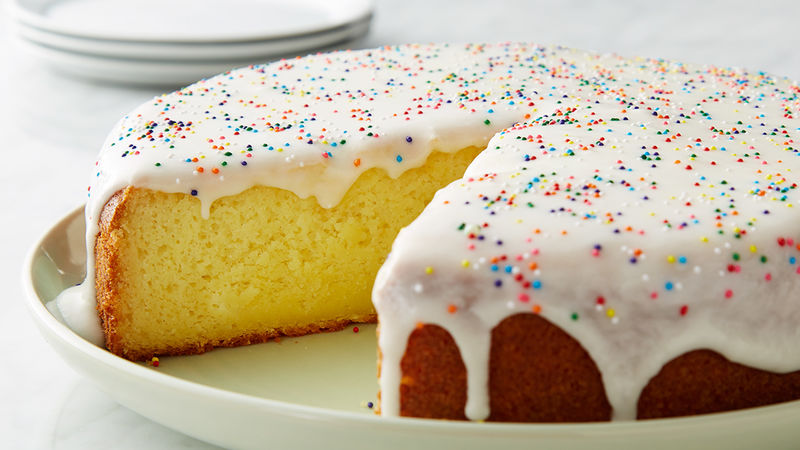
[398,314,611,422]
[400,324,468,419]
[394,313,800,422]
[487,314,611,422]
[95,188,129,358]
[637,349,800,419]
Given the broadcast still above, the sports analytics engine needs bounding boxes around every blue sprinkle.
[532,280,542,289]
[665,281,674,291]
[490,264,499,272]
[504,265,513,273]
[396,155,403,163]
[678,256,688,264]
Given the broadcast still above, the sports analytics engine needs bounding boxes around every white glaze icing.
[52,43,800,420]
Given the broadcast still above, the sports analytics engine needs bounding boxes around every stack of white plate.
[10,0,374,86]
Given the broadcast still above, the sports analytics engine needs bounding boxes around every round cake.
[54,43,800,421]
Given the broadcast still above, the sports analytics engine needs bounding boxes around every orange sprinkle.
[532,304,542,314]
[354,158,361,167]
[528,262,538,270]
[211,168,219,174]
[447,304,458,314]
[197,167,204,173]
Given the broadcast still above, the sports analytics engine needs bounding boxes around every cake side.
[398,314,612,422]
[96,147,482,360]
[394,315,800,421]
[637,349,800,419]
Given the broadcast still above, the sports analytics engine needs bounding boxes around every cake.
[372,113,800,421]
[55,43,800,421]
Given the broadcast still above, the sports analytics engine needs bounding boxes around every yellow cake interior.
[98,146,483,359]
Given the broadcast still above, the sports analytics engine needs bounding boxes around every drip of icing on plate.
[51,43,800,420]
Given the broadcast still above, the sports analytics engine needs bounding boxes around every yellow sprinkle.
[667,255,676,263]
[606,308,616,318]
[461,260,470,268]
[425,266,434,275]
[701,236,709,242]
[750,245,757,253]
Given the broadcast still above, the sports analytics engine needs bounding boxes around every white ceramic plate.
[24,206,800,450]
[11,0,374,43]
[13,16,372,61]
[14,29,368,86]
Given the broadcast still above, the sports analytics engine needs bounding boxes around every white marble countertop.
[2,0,799,448]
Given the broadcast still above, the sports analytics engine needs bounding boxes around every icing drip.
[48,42,800,420]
